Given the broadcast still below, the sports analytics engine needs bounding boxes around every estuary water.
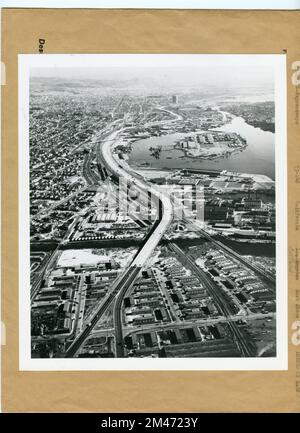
[128,116,275,180]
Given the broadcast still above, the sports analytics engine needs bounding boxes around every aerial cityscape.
[29,57,277,360]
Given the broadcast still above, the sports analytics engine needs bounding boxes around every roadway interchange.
[64,110,269,358]
[70,121,255,358]
[64,126,173,357]
[99,129,173,267]
[99,128,175,356]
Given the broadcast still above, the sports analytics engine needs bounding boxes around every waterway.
[128,116,275,180]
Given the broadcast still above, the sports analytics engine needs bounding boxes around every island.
[174,131,247,160]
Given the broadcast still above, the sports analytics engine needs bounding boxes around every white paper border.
[2,1,300,9]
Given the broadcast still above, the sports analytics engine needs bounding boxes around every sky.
[30,54,279,90]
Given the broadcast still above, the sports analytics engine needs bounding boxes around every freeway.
[65,265,141,357]
[62,113,266,357]
[144,106,183,127]
[99,129,173,266]
[168,243,257,357]
[98,128,174,356]
[64,122,174,357]
[65,125,174,357]
[66,119,269,357]
[95,108,262,357]
[156,107,183,122]
[63,102,266,358]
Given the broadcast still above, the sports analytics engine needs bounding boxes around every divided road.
[65,265,141,357]
[99,128,173,357]
[63,105,265,358]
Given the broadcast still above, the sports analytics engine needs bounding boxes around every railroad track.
[169,243,256,357]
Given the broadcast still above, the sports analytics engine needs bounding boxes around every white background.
[1,0,300,9]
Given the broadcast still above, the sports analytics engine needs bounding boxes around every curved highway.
[64,106,264,358]
[64,124,173,357]
[100,129,173,266]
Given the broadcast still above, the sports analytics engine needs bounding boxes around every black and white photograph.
[18,54,287,370]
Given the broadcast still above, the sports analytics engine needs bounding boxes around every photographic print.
[18,54,287,370]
